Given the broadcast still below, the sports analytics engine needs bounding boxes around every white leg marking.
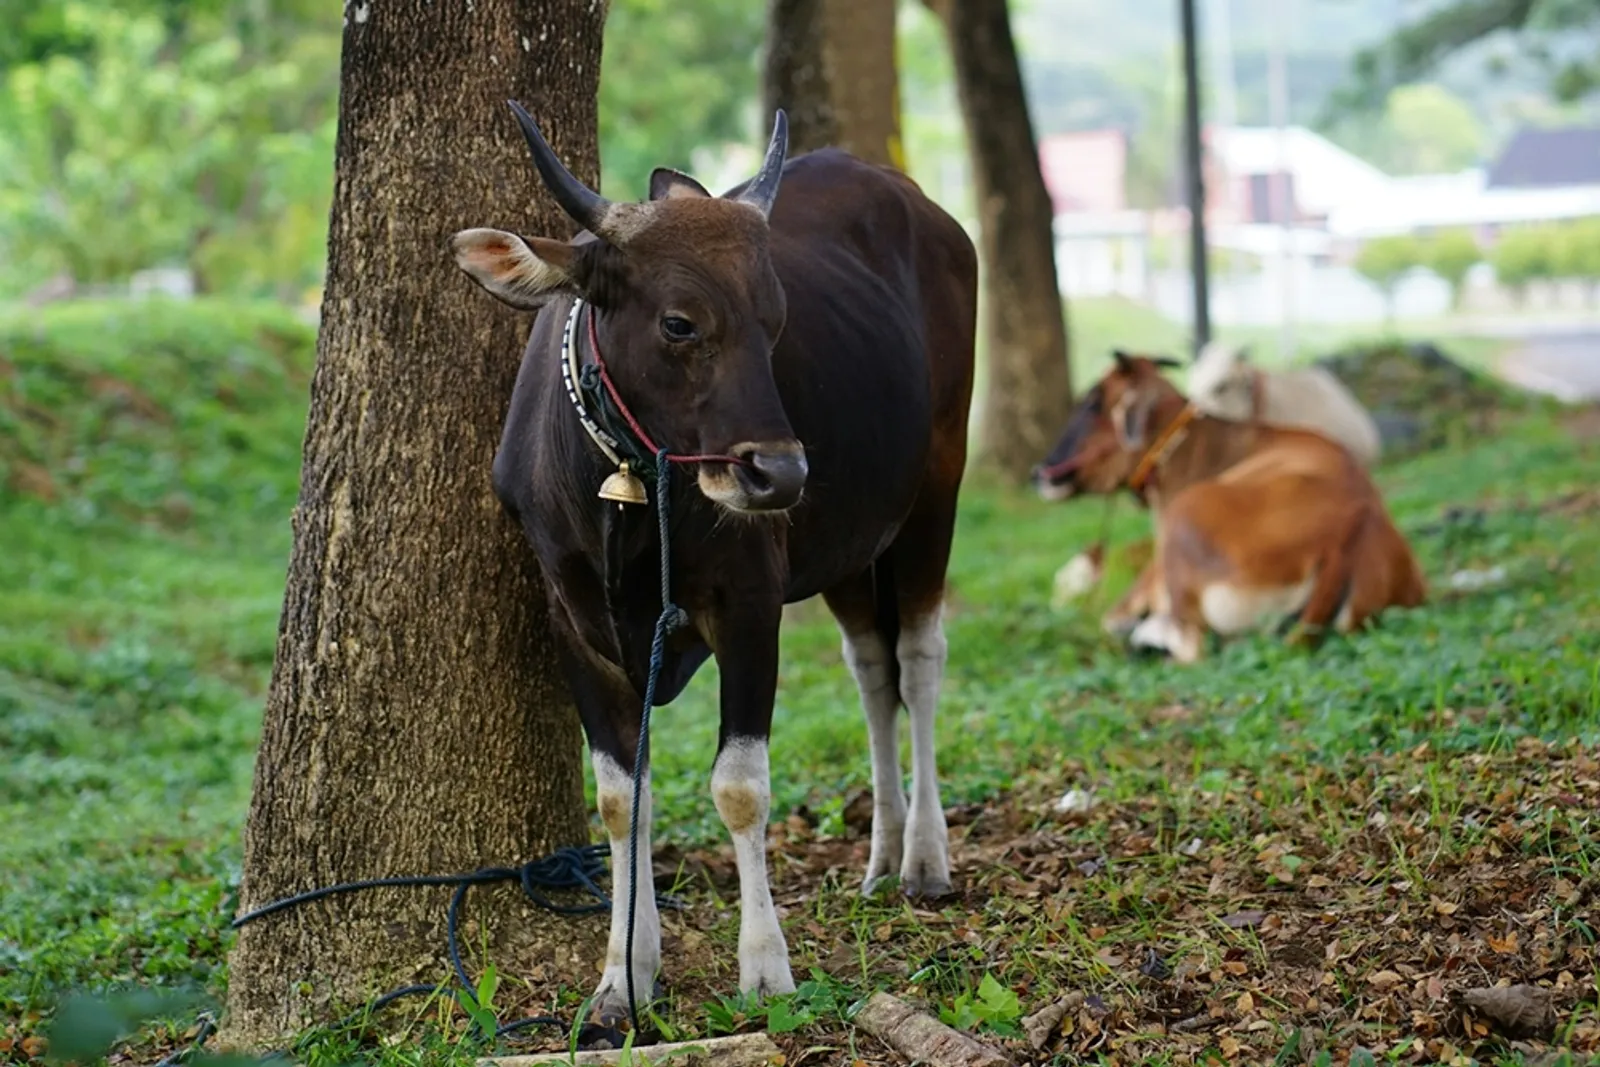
[712,737,795,997]
[1199,578,1314,635]
[840,627,906,893]
[591,752,660,1023]
[898,611,952,897]
[1130,613,1204,663]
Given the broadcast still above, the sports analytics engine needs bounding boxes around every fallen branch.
[853,992,1011,1067]
[481,1032,782,1067]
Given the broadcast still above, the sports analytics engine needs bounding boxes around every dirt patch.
[1562,404,1600,443]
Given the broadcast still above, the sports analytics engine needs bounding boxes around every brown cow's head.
[1032,350,1187,502]
[453,103,805,513]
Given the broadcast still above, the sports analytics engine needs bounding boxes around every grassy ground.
[2,298,1597,1066]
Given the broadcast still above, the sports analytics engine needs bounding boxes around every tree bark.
[222,0,602,1048]
[932,0,1072,482]
[764,0,900,167]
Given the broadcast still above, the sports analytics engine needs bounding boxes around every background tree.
[1491,225,1553,306]
[1355,234,1424,325]
[222,0,600,1046]
[599,0,764,199]
[0,0,337,299]
[763,0,900,166]
[1332,0,1600,113]
[926,0,1071,482]
[1425,228,1482,308]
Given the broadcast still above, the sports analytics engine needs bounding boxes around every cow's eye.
[660,315,698,343]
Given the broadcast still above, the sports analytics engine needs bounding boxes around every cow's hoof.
[899,852,954,899]
[901,871,955,899]
[587,974,663,1030]
[739,952,796,1000]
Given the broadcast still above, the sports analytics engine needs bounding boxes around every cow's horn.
[736,110,789,218]
[507,100,615,238]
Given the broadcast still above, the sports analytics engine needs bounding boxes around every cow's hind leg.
[825,573,907,894]
[884,489,960,897]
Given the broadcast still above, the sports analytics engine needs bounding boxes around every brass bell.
[597,461,648,506]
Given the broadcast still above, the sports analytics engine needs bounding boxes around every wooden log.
[853,992,1011,1067]
[481,1032,783,1067]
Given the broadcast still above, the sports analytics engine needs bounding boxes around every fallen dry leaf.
[1461,984,1556,1040]
[1368,970,1404,989]
[1221,910,1266,929]
[1236,991,1255,1014]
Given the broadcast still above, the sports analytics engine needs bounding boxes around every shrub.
[0,298,314,525]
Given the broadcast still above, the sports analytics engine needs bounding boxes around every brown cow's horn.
[508,99,613,236]
[736,110,788,218]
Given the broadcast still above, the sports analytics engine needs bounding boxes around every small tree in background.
[1425,228,1480,310]
[1550,216,1600,306]
[1491,226,1554,307]
[1355,234,1423,325]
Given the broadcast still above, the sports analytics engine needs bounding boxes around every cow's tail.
[871,554,904,706]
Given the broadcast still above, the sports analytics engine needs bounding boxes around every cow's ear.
[1112,348,1136,374]
[649,168,712,201]
[1151,355,1184,370]
[1113,387,1156,448]
[451,228,577,310]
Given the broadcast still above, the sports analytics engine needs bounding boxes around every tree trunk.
[764,0,899,167]
[222,0,601,1049]
[764,0,836,155]
[932,0,1072,482]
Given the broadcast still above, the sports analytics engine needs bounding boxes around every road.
[1494,330,1600,403]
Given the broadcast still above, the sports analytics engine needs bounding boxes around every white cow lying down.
[1186,341,1382,468]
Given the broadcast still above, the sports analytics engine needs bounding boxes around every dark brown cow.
[452,105,976,1019]
[1033,354,1425,662]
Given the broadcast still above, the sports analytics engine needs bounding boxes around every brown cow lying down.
[1032,353,1425,663]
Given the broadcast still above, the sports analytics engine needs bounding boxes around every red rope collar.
[585,305,746,467]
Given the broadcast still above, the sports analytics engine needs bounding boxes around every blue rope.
[624,448,689,1033]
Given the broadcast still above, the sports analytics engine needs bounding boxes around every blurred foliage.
[1330,0,1600,116]
[1327,83,1487,176]
[1424,228,1482,306]
[1490,218,1600,297]
[0,298,315,523]
[0,0,338,300]
[1354,234,1425,296]
[597,0,764,200]
[0,0,767,296]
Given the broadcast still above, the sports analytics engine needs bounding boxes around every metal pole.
[1179,0,1211,355]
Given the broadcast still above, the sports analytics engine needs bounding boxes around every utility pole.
[1179,0,1211,355]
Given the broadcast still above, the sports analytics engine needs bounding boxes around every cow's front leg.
[711,612,795,999]
[591,746,660,1025]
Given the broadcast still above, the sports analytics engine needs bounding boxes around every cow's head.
[1032,349,1186,502]
[1187,340,1255,421]
[453,103,805,513]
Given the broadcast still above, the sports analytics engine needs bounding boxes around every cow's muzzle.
[1032,458,1079,502]
[721,440,808,512]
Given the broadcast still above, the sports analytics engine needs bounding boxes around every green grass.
[2,298,1597,1066]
